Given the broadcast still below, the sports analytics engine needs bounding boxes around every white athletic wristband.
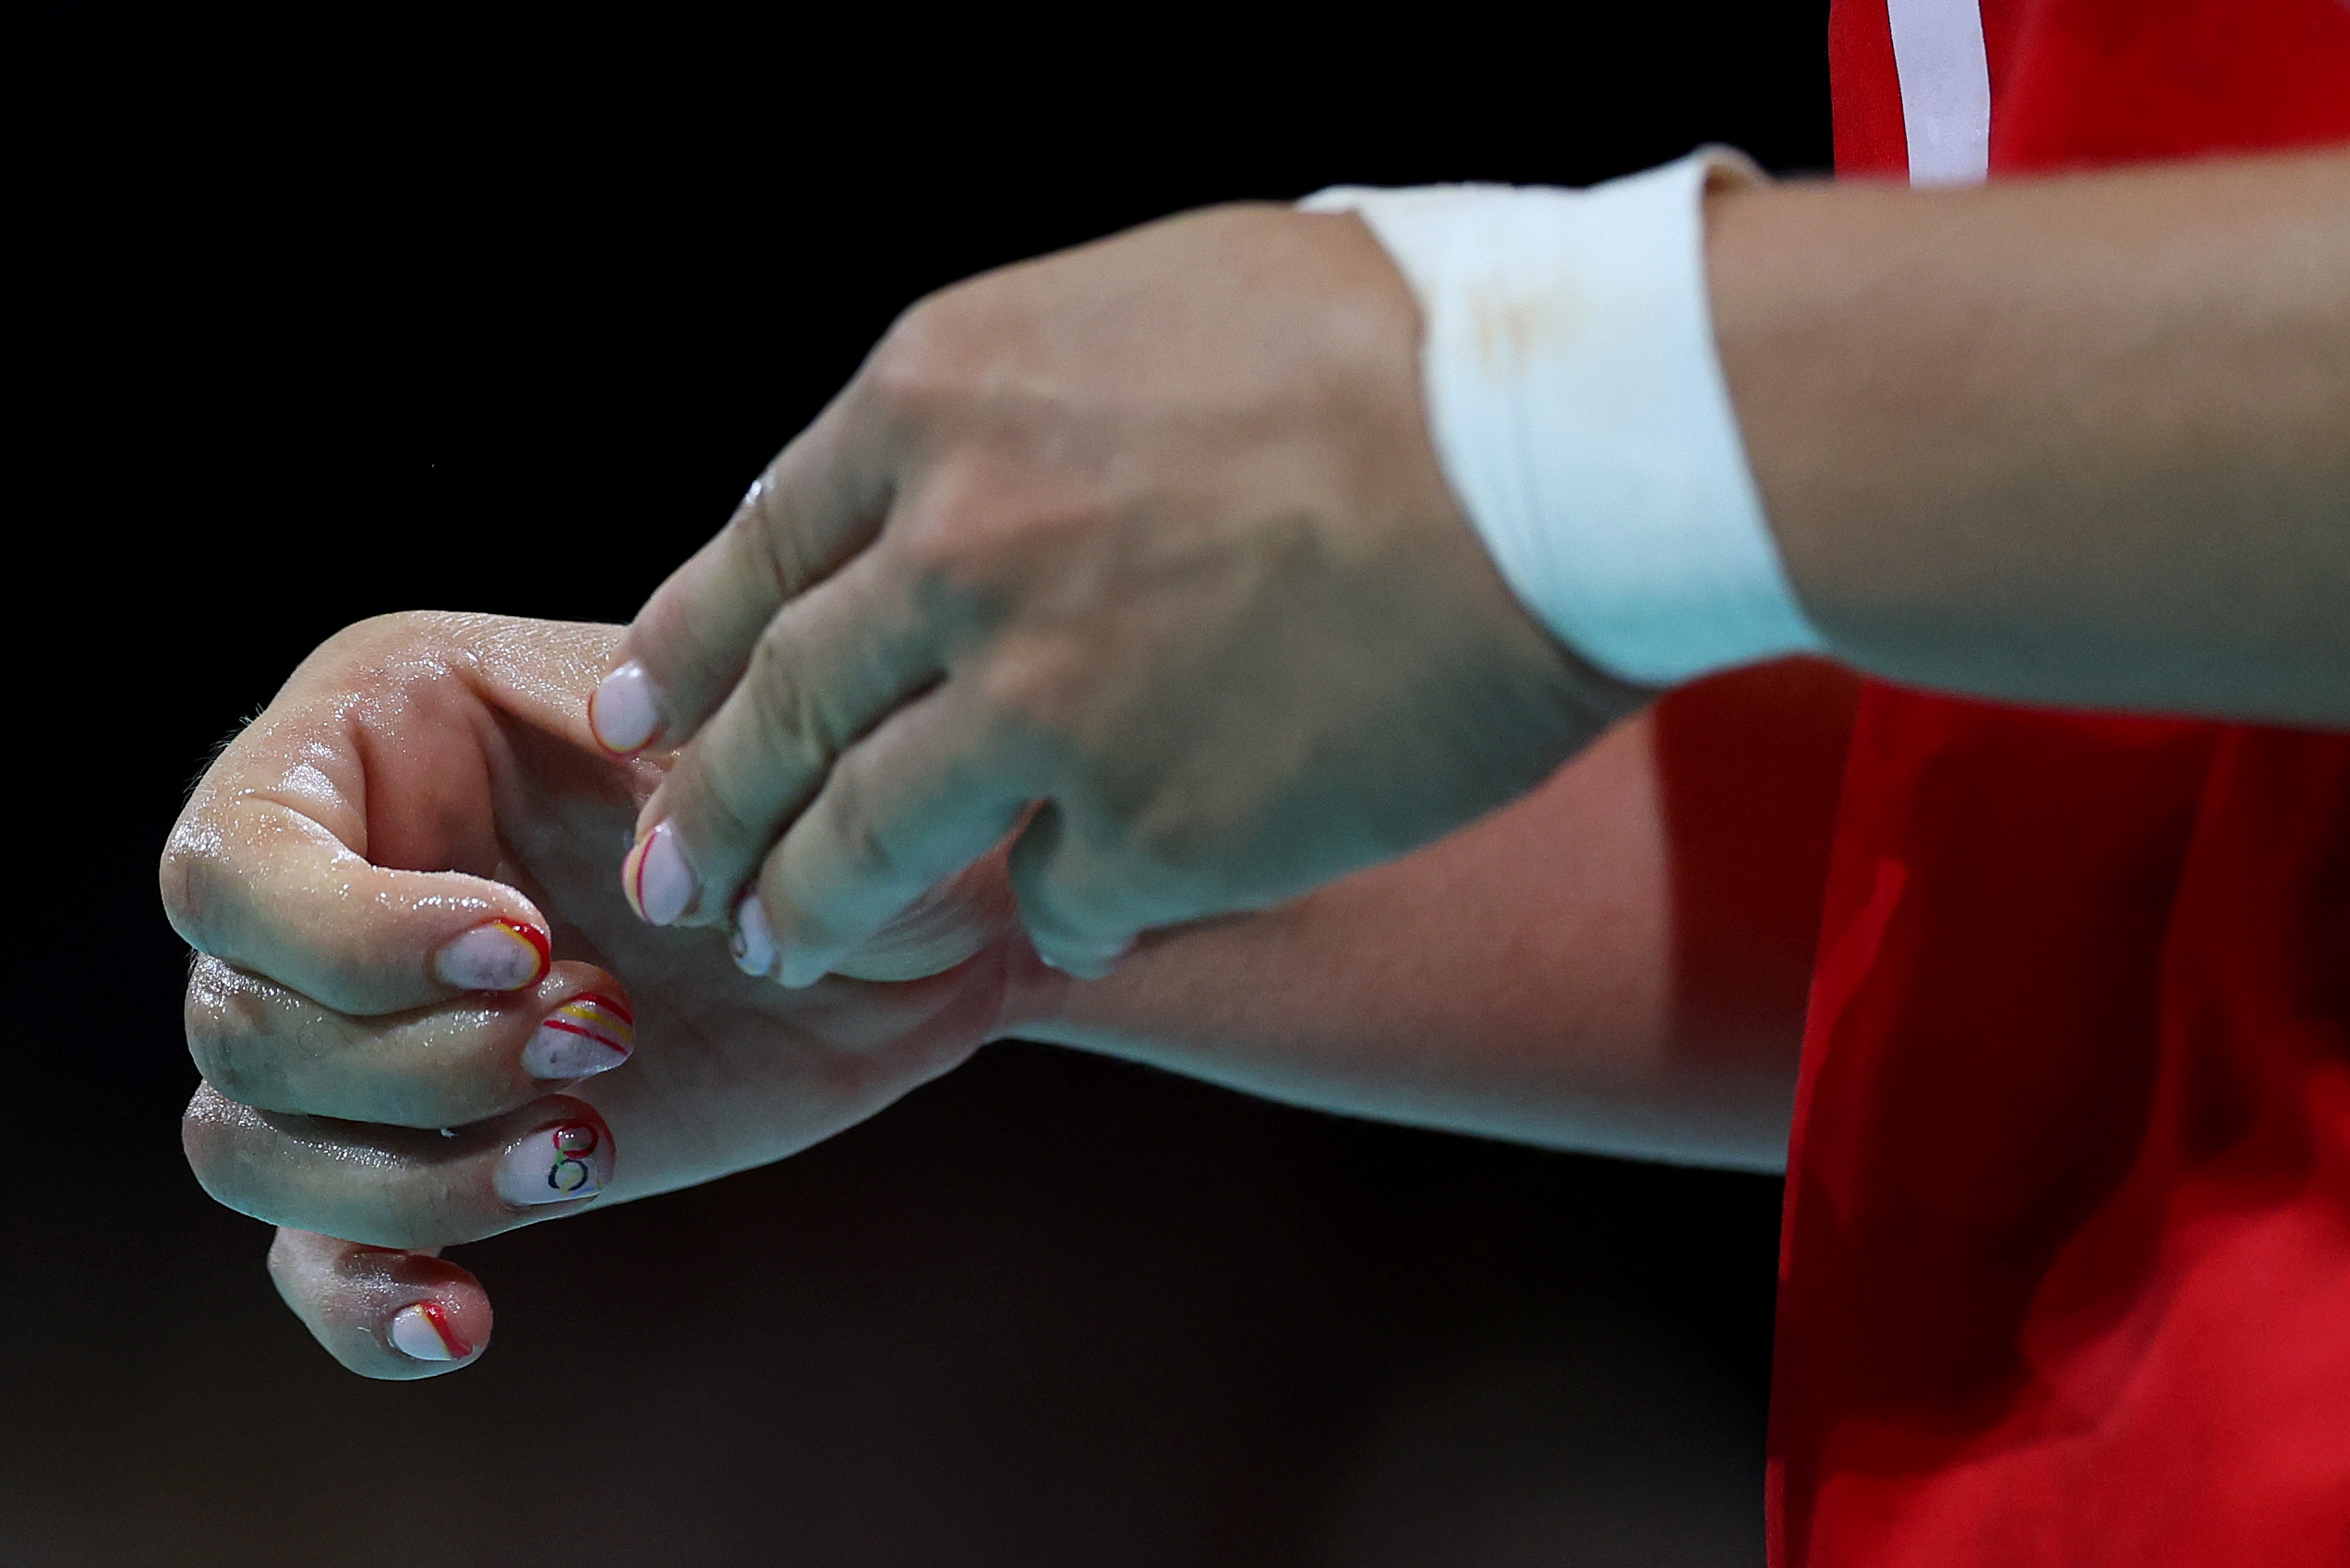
[1302,150,1825,686]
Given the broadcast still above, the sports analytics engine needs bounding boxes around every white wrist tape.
[1302,150,1824,686]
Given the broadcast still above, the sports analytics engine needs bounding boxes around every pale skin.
[163,614,1845,1376]
[599,147,2349,983]
[169,147,2344,1376]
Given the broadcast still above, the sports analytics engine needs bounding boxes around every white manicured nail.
[624,819,696,926]
[388,1301,472,1361]
[495,1119,613,1206]
[589,660,662,754]
[522,993,636,1080]
[434,920,550,991]
[730,892,776,977]
[1034,937,1134,981]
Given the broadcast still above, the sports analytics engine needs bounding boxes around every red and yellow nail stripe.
[413,1299,472,1359]
[489,919,552,987]
[539,992,635,1058]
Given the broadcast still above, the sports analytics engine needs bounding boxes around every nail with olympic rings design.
[493,1117,615,1208]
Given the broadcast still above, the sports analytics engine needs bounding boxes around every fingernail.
[623,819,696,926]
[1035,939,1135,981]
[388,1300,473,1361]
[495,1118,614,1207]
[435,919,551,991]
[589,660,662,754]
[522,993,636,1080]
[730,892,776,977]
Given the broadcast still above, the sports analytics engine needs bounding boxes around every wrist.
[1301,151,1826,688]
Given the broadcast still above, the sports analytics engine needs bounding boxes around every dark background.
[9,9,1829,1565]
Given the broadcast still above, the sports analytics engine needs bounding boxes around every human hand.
[163,612,1045,1377]
[589,204,1643,983]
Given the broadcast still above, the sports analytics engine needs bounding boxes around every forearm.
[437,614,1833,1170]
[1017,662,1856,1172]
[1713,147,2350,724]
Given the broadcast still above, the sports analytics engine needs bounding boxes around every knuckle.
[180,962,285,1105]
[823,769,903,887]
[303,614,400,668]
[308,612,464,683]
[886,462,1066,608]
[886,516,996,623]
[866,296,961,419]
[736,469,829,607]
[180,1084,266,1213]
[745,630,840,758]
[887,503,960,583]
[331,609,434,649]
[158,817,235,952]
[975,641,1082,738]
[665,746,760,860]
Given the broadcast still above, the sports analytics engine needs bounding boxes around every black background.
[9,8,1828,1564]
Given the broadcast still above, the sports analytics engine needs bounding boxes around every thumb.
[267,1230,491,1381]
[1004,803,1144,980]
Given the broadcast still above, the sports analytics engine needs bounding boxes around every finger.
[750,694,1035,987]
[268,1229,492,1380]
[185,1087,618,1249]
[186,956,636,1128]
[1003,802,1146,979]
[591,382,896,756]
[164,790,553,1016]
[826,840,1020,983]
[622,547,943,929]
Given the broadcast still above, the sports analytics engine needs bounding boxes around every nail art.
[388,1300,472,1361]
[494,1119,613,1207]
[435,919,551,991]
[521,993,637,1080]
[730,891,776,977]
[623,819,696,926]
[589,660,662,755]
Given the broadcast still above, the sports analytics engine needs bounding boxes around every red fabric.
[1777,6,2350,1565]
[1828,0,1907,178]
